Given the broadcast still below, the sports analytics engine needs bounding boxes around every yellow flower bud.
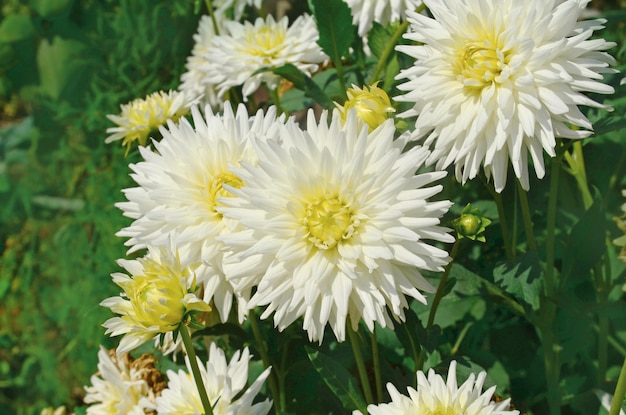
[102,247,211,354]
[335,83,395,132]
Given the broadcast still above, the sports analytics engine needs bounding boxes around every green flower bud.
[452,203,491,242]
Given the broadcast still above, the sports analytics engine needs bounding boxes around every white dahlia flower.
[115,104,287,322]
[220,109,454,343]
[356,361,519,415]
[345,0,424,36]
[396,0,616,192]
[202,14,327,99]
[179,15,223,110]
[156,343,272,415]
[84,347,159,415]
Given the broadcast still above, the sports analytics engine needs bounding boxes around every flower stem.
[204,0,220,36]
[348,326,374,404]
[249,309,282,415]
[368,4,426,85]
[487,185,514,261]
[610,357,626,415]
[542,151,564,415]
[180,325,214,415]
[517,180,537,252]
[416,239,461,371]
[371,327,383,402]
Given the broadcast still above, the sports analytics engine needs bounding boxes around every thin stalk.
[204,0,220,36]
[368,5,426,84]
[542,150,564,415]
[249,310,282,415]
[545,151,563,296]
[180,325,214,415]
[371,327,383,403]
[348,326,374,404]
[610,357,626,415]
[489,186,514,261]
[451,321,473,355]
[426,239,461,328]
[563,141,593,209]
[517,180,538,252]
[416,239,461,370]
[593,323,626,357]
[270,87,284,116]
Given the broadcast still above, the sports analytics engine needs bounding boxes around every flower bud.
[452,204,491,242]
[335,83,395,132]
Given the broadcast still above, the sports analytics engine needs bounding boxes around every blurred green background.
[0,0,625,414]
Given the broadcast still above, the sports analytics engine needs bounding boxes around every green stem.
[610,357,626,415]
[371,327,383,403]
[348,326,374,404]
[451,321,473,355]
[180,325,215,415]
[416,239,461,371]
[542,150,565,415]
[517,180,538,252]
[563,141,593,210]
[489,186,515,261]
[426,239,461,328]
[249,310,282,415]
[545,151,563,296]
[593,323,626,357]
[204,0,220,36]
[270,87,284,116]
[368,4,426,84]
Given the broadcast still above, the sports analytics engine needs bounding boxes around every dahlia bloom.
[202,14,327,99]
[345,0,424,36]
[356,361,519,415]
[115,104,288,322]
[179,15,223,109]
[396,0,616,192]
[220,110,453,343]
[156,343,272,415]
[101,246,210,354]
[106,90,189,154]
[84,347,162,415]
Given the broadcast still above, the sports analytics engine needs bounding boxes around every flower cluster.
[90,0,619,414]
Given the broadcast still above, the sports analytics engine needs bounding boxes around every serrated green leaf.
[269,63,332,107]
[305,346,368,413]
[0,15,36,43]
[493,251,543,311]
[311,0,355,63]
[562,193,606,282]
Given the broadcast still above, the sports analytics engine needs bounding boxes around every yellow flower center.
[244,26,286,64]
[303,196,358,249]
[208,172,244,213]
[457,38,510,90]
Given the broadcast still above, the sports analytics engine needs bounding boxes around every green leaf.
[493,251,543,311]
[311,0,355,63]
[29,0,72,18]
[192,323,249,340]
[269,63,332,107]
[367,22,392,59]
[561,193,606,281]
[36,36,86,100]
[593,112,626,136]
[305,346,368,413]
[0,15,36,43]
